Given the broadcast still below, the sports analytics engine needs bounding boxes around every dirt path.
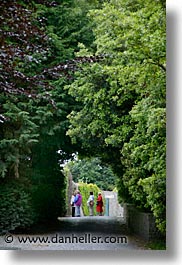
[0,217,149,250]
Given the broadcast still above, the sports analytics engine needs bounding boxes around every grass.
[147,239,166,250]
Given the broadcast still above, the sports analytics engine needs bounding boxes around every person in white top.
[87,191,94,216]
[70,192,76,217]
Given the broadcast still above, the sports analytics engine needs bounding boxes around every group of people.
[70,190,104,217]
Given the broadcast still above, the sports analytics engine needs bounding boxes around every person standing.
[74,190,82,217]
[70,192,76,217]
[87,191,94,216]
[96,192,103,216]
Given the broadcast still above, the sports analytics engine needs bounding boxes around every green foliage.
[147,239,166,250]
[0,181,36,234]
[66,0,166,233]
[0,100,39,179]
[0,0,104,233]
[30,137,68,222]
[31,181,66,223]
[39,0,98,63]
[78,182,102,216]
[24,0,101,225]
[122,104,166,230]
[66,157,116,190]
[0,0,166,235]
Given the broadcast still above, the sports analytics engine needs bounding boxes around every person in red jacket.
[96,192,104,216]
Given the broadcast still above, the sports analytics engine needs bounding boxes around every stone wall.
[103,191,124,217]
[124,204,162,241]
[66,172,77,216]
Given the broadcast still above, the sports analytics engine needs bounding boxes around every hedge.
[0,181,36,234]
[78,182,104,216]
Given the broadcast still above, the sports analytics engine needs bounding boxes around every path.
[0,217,149,250]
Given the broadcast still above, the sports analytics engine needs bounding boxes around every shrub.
[0,181,36,234]
[31,182,66,223]
[78,182,103,216]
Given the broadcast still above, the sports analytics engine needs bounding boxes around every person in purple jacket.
[74,190,82,217]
